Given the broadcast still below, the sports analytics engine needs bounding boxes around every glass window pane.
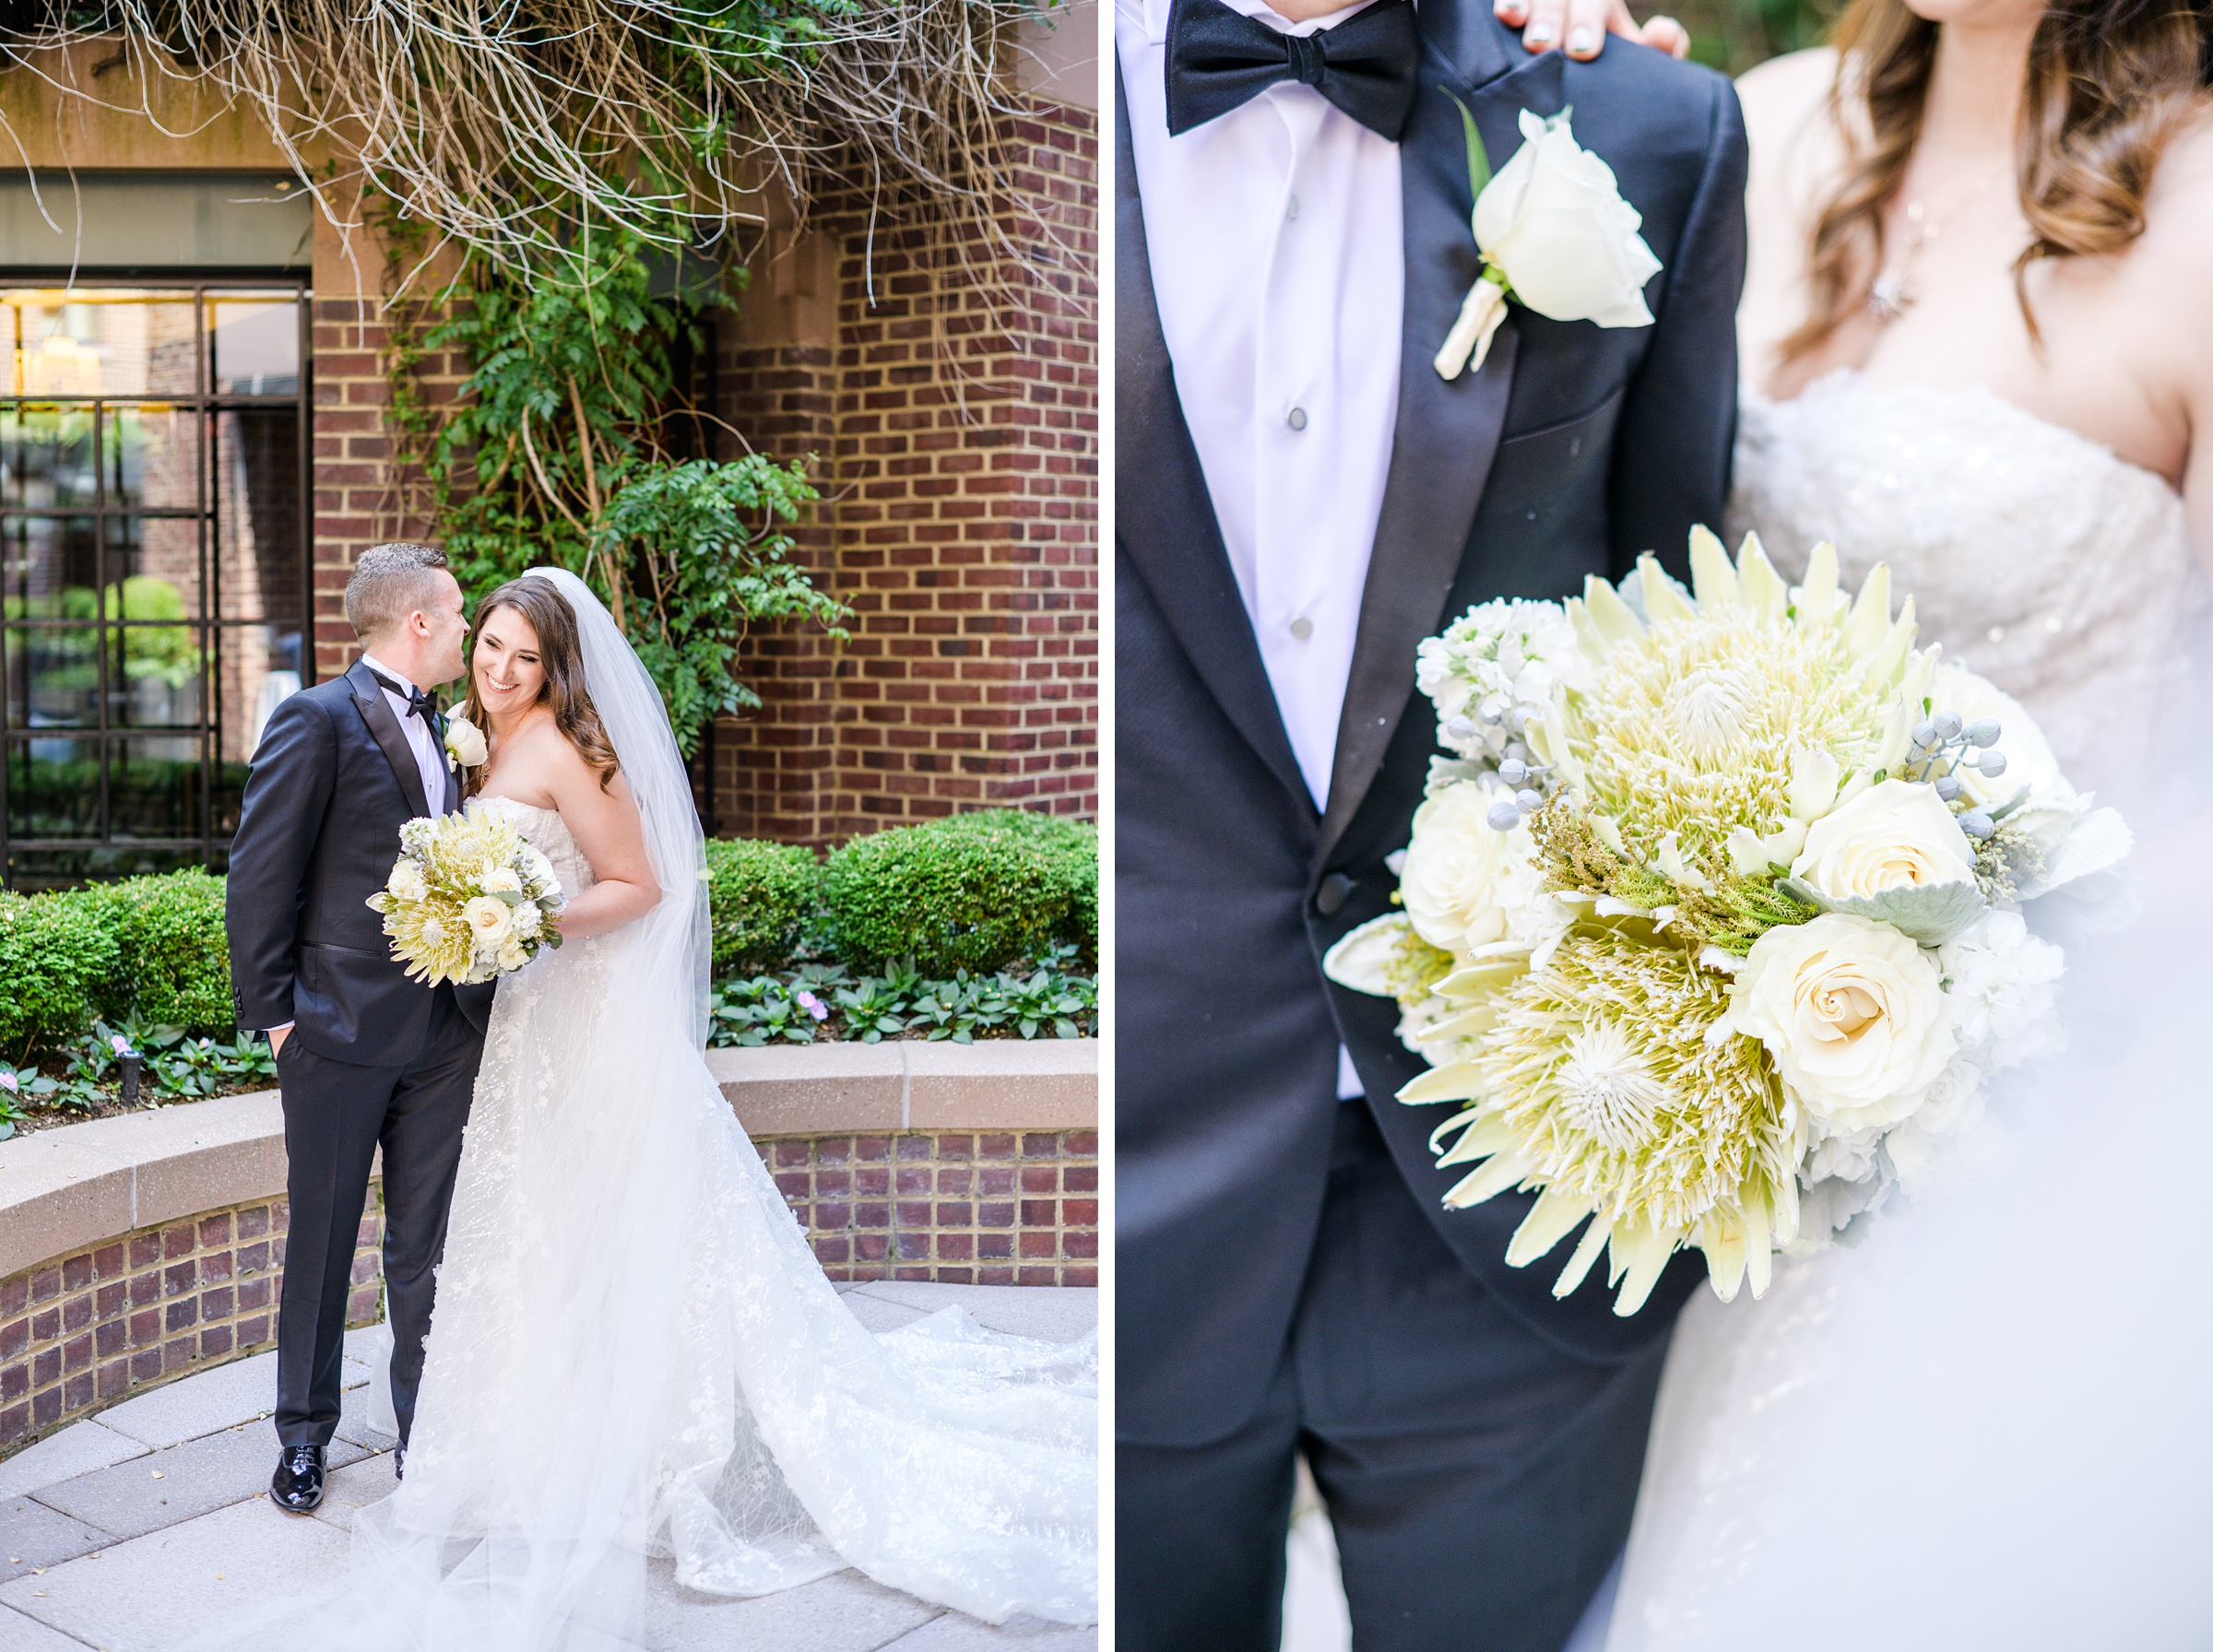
[4,291,198,396]
[215,622,301,764]
[209,298,300,395]
[107,404,201,511]
[0,404,97,509]
[113,626,204,728]
[6,731,100,837]
[105,516,205,620]
[215,407,302,620]
[0,513,98,609]
[111,733,204,839]
[6,844,207,891]
[4,622,98,728]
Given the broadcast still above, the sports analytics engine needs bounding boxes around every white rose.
[480,866,523,898]
[463,894,515,947]
[386,860,428,903]
[1400,783,1525,953]
[1479,110,1661,327]
[1792,777,1976,901]
[1722,913,1956,1131]
[444,714,489,769]
[496,938,528,973]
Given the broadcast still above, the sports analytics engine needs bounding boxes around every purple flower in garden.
[0,1071,16,1093]
[112,1034,131,1055]
[796,989,829,1022]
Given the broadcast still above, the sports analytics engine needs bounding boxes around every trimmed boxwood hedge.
[0,815,1096,1055]
[0,890,123,1056]
[704,838,822,975]
[81,869,233,1035]
[821,809,1097,976]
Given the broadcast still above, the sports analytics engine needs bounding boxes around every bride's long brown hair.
[457,574,621,798]
[1781,0,2213,361]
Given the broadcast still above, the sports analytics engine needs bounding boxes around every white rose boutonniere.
[444,713,489,770]
[1435,104,1663,381]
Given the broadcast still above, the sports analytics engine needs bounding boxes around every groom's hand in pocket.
[1497,0,1689,61]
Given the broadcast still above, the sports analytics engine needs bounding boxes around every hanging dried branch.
[0,0,1079,326]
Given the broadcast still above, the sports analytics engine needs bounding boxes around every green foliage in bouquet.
[704,837,822,975]
[822,811,1098,976]
[0,891,123,1058]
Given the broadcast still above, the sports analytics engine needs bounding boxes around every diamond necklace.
[1866,166,2007,323]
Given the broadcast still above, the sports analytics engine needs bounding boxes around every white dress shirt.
[1117,0,1405,812]
[1121,0,1403,1101]
[359,651,452,818]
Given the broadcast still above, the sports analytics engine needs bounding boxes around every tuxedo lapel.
[1116,66,1314,818]
[1315,6,1566,868]
[347,659,433,821]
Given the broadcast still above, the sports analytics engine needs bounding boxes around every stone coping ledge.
[705,1037,1097,1138]
[0,1040,1098,1280]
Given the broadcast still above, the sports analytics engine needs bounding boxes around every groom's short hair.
[346,543,452,642]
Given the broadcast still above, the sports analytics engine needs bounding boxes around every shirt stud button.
[1290,616,1314,641]
[1287,194,1301,220]
[1287,407,1308,431]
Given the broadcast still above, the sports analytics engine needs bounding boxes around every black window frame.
[0,272,314,889]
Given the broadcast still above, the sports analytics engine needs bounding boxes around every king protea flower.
[1327,528,2120,1315]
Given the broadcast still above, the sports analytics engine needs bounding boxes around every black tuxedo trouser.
[1117,1103,1669,1652]
[273,988,482,1450]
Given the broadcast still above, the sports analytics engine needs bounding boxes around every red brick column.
[714,97,1100,844]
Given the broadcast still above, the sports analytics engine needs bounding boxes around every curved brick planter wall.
[0,1039,1095,1459]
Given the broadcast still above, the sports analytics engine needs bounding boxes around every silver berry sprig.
[1900,710,2006,839]
[1441,696,1558,832]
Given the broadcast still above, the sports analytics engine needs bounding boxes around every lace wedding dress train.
[1600,372,2213,1650]
[199,571,1095,1652]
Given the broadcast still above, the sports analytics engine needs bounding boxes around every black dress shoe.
[271,1443,325,1513]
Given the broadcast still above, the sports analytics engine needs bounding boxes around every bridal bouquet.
[1325,528,2131,1315]
[366,803,565,986]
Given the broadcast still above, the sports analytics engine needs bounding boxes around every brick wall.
[306,265,470,682]
[2,1125,1095,1460]
[0,1190,384,1457]
[712,98,1100,844]
[765,1127,1099,1287]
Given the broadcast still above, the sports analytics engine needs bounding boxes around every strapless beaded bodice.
[474,796,596,901]
[1730,372,2205,795]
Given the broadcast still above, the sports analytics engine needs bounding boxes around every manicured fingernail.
[1524,21,1556,44]
[1495,0,1526,15]
[1568,25,1596,52]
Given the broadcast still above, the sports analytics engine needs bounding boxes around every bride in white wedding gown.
[1596,0,2213,1646]
[205,567,1095,1651]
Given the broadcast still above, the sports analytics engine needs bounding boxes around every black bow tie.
[1165,0,1421,142]
[369,669,445,740]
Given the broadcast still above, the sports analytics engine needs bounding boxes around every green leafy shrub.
[704,838,822,975]
[0,891,122,1057]
[820,810,1098,976]
[83,869,233,1034]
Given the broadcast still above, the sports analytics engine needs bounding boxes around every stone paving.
[0,1282,1096,1652]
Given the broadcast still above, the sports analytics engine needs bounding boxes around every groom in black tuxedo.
[226,543,494,1512]
[1117,0,1745,1646]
